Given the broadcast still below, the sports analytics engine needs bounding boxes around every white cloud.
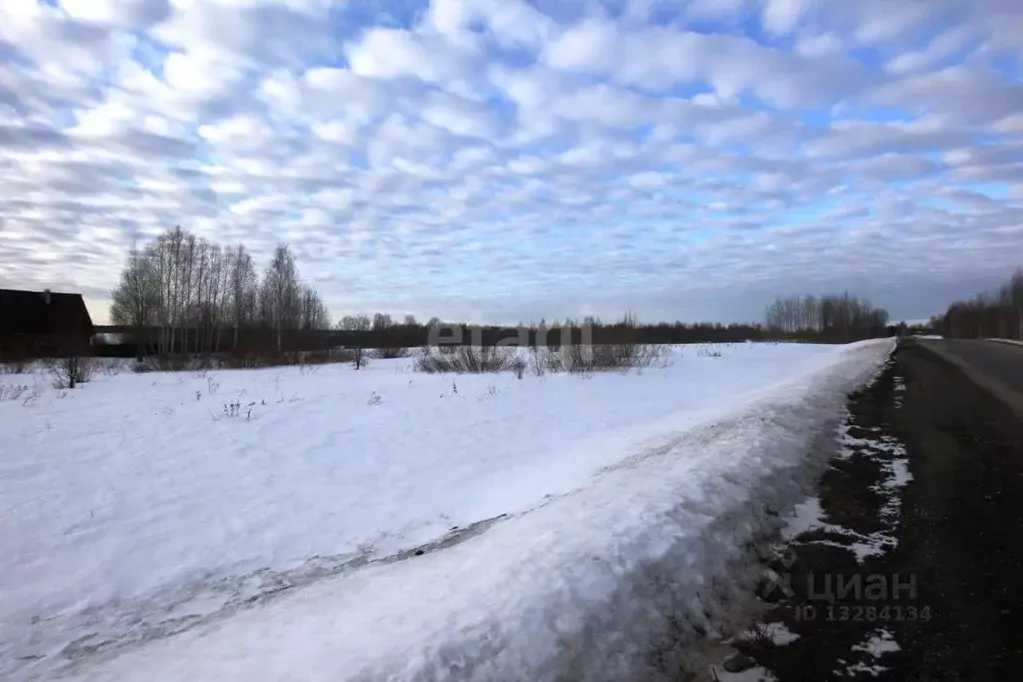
[543,18,619,72]
[1,0,1021,325]
[345,27,482,96]
[795,31,844,57]
[761,0,814,36]
[885,24,978,74]
[629,171,667,189]
[59,0,170,29]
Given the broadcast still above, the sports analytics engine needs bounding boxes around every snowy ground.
[0,341,893,681]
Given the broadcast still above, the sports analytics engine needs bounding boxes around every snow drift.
[0,340,894,681]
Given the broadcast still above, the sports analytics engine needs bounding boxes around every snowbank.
[987,337,1023,346]
[6,338,894,682]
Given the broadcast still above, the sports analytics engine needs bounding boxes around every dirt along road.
[719,338,1023,681]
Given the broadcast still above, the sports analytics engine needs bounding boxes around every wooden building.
[0,288,95,359]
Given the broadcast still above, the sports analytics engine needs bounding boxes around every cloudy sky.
[1,0,1021,325]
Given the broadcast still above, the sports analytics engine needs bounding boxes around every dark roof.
[0,289,95,336]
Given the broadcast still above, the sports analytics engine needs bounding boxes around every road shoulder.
[714,340,1023,681]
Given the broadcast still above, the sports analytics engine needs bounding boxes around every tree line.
[106,231,896,362]
[929,269,1023,340]
[763,293,891,342]
[110,226,330,356]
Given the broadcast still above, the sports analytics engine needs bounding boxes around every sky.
[1,0,1022,326]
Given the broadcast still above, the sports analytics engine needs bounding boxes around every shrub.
[48,356,96,388]
[372,346,410,360]
[0,383,31,401]
[351,347,369,370]
[511,355,526,379]
[328,347,358,364]
[292,349,354,366]
[0,359,32,374]
[220,352,279,370]
[101,359,125,376]
[531,343,668,375]
[414,345,521,373]
[134,355,214,372]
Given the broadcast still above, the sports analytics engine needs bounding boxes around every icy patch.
[780,493,899,564]
[852,628,900,656]
[874,437,912,528]
[814,533,897,563]
[754,622,800,646]
[781,496,825,541]
[840,629,900,677]
[893,375,906,408]
[835,422,884,460]
[785,368,912,564]
[781,507,895,562]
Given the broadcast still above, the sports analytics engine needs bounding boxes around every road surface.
[727,338,1023,682]
[936,338,1023,400]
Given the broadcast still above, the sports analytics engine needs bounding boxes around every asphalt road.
[938,339,1023,397]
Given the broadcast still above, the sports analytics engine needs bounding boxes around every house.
[0,288,95,359]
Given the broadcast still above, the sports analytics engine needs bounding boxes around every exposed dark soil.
[734,340,1023,681]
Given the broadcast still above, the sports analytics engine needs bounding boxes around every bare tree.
[228,245,258,350]
[110,229,334,366]
[261,244,300,353]
[337,314,371,369]
[299,286,331,330]
[110,246,159,357]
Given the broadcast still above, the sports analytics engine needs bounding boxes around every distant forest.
[92,226,900,361]
[930,269,1023,340]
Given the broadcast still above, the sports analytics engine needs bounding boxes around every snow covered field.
[0,340,894,681]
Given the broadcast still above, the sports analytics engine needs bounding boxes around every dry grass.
[47,357,96,388]
[696,345,724,358]
[0,383,32,401]
[531,343,669,375]
[372,347,411,360]
[414,346,526,374]
[0,359,32,374]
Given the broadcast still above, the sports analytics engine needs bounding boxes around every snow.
[782,413,911,563]
[842,629,900,677]
[894,374,906,408]
[988,337,1023,346]
[781,496,896,563]
[852,628,901,657]
[781,496,826,541]
[742,622,800,646]
[762,622,800,646]
[0,340,894,681]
